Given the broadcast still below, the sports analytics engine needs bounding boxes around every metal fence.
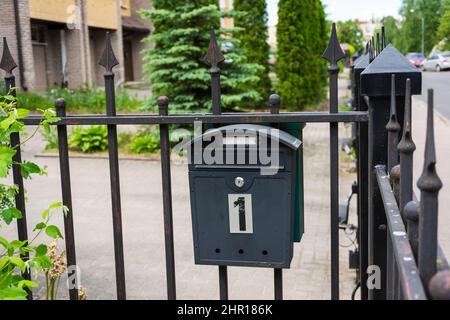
[1,22,449,300]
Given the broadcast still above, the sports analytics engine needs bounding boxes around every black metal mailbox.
[187,124,302,268]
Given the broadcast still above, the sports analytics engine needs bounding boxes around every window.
[31,24,46,44]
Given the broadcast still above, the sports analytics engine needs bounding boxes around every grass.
[17,85,145,114]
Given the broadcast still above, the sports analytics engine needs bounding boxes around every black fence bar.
[354,51,370,300]
[1,42,32,298]
[157,96,177,300]
[375,165,427,300]
[323,23,344,300]
[269,95,284,300]
[218,266,228,300]
[55,99,78,300]
[417,89,442,286]
[398,79,415,218]
[205,29,229,301]
[386,75,400,173]
[274,268,283,300]
[99,33,126,300]
[20,111,368,126]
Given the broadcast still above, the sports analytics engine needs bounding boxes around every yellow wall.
[29,0,118,30]
[87,0,118,30]
[29,0,76,24]
[121,0,131,17]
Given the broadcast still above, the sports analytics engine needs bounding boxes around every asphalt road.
[417,70,450,119]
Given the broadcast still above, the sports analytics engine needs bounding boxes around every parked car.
[422,51,450,72]
[406,52,425,67]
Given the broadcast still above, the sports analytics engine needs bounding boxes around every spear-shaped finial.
[417,89,442,285]
[98,32,119,74]
[322,23,345,68]
[205,29,224,71]
[397,78,416,154]
[417,89,442,193]
[0,37,18,75]
[386,74,400,172]
[386,75,400,132]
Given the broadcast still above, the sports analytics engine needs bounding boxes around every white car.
[422,52,450,72]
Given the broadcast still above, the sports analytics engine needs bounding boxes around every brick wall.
[0,0,34,91]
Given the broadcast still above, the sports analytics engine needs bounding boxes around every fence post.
[360,44,421,299]
[0,37,32,299]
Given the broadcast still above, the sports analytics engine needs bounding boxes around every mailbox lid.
[184,124,302,150]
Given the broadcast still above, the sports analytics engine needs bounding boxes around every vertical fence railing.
[98,33,127,300]
[0,37,32,299]
[157,95,177,300]
[417,89,442,287]
[55,98,79,300]
[205,29,229,301]
[322,23,345,300]
[269,93,283,300]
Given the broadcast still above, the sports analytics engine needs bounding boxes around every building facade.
[0,0,152,91]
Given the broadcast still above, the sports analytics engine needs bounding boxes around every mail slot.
[187,124,302,268]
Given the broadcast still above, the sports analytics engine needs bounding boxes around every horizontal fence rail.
[19,112,368,126]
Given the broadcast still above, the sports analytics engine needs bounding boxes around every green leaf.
[35,244,47,256]
[17,280,38,290]
[9,257,25,273]
[0,287,28,300]
[10,240,27,249]
[45,225,63,239]
[0,258,9,271]
[0,207,22,224]
[16,108,30,119]
[20,161,43,179]
[0,236,11,250]
[49,202,63,210]
[34,255,52,269]
[33,222,46,231]
[0,146,16,178]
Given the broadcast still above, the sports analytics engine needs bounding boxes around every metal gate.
[1,23,449,300]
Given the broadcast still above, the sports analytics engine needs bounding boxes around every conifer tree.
[140,0,262,112]
[234,0,272,102]
[276,0,328,110]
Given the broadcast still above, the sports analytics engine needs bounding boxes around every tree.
[336,20,364,52]
[380,16,400,48]
[234,0,272,102]
[140,0,262,112]
[397,0,443,54]
[437,0,450,50]
[276,0,328,110]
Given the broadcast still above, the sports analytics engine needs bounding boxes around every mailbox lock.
[234,177,245,188]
